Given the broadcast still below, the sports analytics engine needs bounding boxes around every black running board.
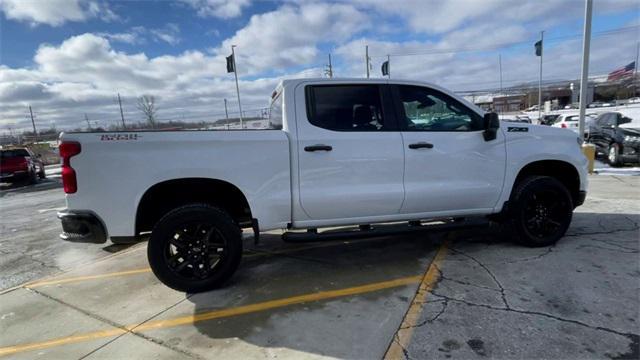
[281,218,489,243]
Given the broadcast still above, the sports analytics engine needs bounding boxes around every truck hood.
[620,126,640,137]
[501,121,579,140]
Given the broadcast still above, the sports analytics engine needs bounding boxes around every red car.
[0,148,46,184]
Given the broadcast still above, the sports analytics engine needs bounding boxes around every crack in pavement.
[448,248,511,310]
[27,288,200,359]
[577,244,639,254]
[429,291,639,354]
[503,246,554,264]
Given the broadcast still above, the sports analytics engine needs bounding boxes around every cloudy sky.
[0,0,638,132]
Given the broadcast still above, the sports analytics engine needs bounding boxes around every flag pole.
[578,0,593,140]
[231,45,243,129]
[499,54,503,94]
[538,31,544,122]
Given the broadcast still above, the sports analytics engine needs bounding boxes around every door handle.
[408,142,434,149]
[304,144,333,152]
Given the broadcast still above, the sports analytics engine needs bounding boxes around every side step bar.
[281,218,489,243]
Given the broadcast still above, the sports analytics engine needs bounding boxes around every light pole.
[578,0,593,140]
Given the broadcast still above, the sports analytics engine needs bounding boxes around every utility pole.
[117,93,126,129]
[538,30,544,122]
[224,98,230,129]
[28,105,38,142]
[635,42,639,97]
[499,54,503,94]
[84,113,92,130]
[578,0,593,140]
[365,45,370,78]
[387,54,391,79]
[231,45,243,129]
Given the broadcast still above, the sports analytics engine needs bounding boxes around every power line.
[372,25,639,58]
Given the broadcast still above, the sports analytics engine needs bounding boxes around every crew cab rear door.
[294,82,405,221]
[390,83,506,214]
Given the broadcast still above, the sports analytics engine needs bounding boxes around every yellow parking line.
[0,274,423,357]
[25,268,152,288]
[24,237,401,288]
[384,242,448,359]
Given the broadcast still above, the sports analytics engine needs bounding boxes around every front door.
[296,83,405,220]
[391,84,506,214]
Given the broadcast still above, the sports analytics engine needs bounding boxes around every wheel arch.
[135,178,253,235]
[512,160,581,206]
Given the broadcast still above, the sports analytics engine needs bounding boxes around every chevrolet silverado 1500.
[58,78,588,292]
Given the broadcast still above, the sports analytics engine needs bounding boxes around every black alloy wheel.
[164,222,227,280]
[148,204,242,292]
[509,176,573,247]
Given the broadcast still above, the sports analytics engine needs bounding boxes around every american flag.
[607,61,635,81]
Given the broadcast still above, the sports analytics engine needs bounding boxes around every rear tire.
[147,204,242,293]
[508,176,573,247]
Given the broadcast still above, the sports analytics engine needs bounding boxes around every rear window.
[305,85,385,131]
[1,149,29,159]
[268,91,283,130]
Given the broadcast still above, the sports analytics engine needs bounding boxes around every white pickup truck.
[58,78,588,292]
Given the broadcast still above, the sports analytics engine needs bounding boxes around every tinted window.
[269,92,283,130]
[1,149,29,159]
[396,85,482,131]
[306,85,385,131]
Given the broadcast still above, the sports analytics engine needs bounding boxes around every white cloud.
[180,0,250,19]
[96,24,181,46]
[150,23,181,45]
[216,3,369,75]
[0,0,119,26]
[0,33,279,131]
[353,0,638,34]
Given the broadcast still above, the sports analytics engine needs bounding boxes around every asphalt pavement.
[0,174,638,359]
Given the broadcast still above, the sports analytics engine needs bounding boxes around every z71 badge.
[507,127,528,132]
[99,133,141,141]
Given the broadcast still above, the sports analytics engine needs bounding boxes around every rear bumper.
[58,210,107,244]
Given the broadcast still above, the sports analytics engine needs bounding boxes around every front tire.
[508,176,573,247]
[608,143,622,167]
[147,204,242,293]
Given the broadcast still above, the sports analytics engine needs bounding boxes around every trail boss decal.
[507,127,528,132]
[99,133,141,141]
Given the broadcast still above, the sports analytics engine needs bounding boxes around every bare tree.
[137,95,157,128]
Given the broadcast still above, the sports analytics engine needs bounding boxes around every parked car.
[540,114,560,125]
[502,115,532,124]
[58,78,588,292]
[627,97,640,104]
[0,147,45,184]
[587,112,639,166]
[588,101,613,108]
[551,113,597,134]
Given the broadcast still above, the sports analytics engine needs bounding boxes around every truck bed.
[60,130,292,237]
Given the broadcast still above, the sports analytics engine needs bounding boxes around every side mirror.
[619,116,632,126]
[483,112,500,141]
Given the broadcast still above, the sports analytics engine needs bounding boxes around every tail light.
[59,142,81,194]
[561,123,567,128]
